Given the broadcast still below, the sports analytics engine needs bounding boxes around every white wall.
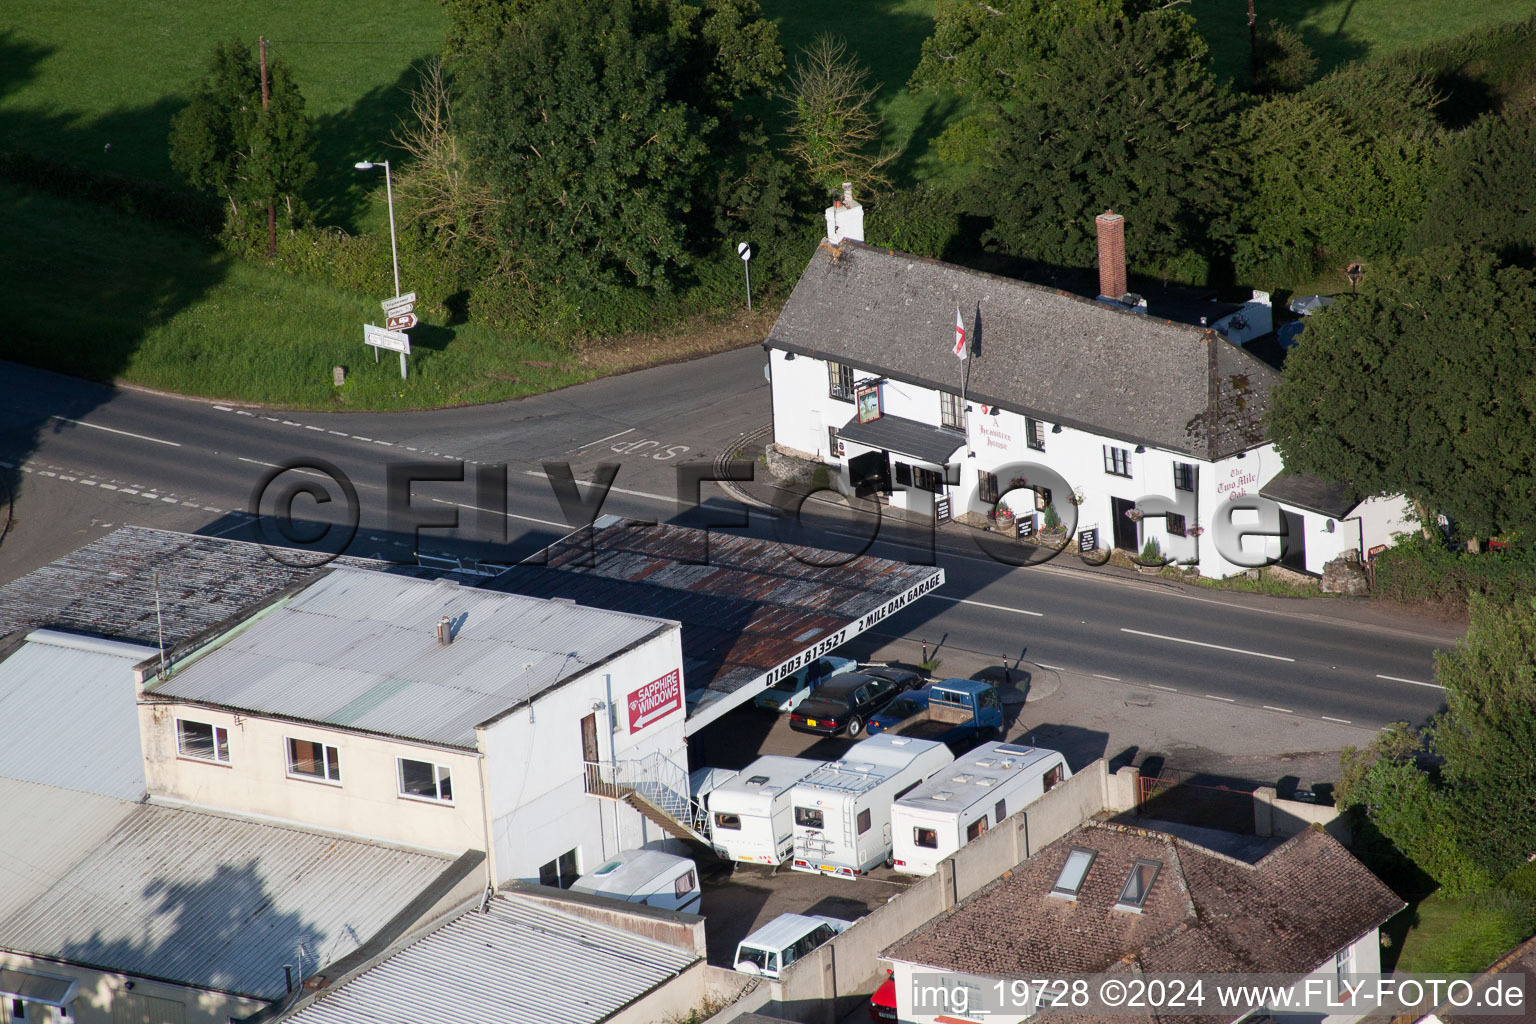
[479,628,689,885]
[140,702,485,854]
[769,347,1295,578]
[0,952,265,1024]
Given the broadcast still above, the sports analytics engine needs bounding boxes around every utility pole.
[259,36,276,258]
[1247,0,1259,89]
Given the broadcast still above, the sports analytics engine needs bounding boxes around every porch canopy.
[838,413,965,467]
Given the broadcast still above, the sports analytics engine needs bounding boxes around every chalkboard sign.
[935,495,952,524]
[1079,527,1098,553]
[1017,514,1035,538]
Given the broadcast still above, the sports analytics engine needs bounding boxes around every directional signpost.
[366,292,417,378]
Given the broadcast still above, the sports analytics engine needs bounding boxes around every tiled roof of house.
[884,820,1402,986]
[767,241,1280,460]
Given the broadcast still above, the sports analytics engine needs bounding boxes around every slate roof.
[277,890,699,1024]
[884,820,1402,991]
[0,526,437,650]
[1260,470,1362,519]
[837,413,966,465]
[767,242,1280,460]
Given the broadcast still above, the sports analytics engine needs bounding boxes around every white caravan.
[706,755,827,865]
[789,734,954,879]
[569,849,701,914]
[891,742,1070,876]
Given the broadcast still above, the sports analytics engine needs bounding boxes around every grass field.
[1188,0,1536,86]
[0,1,445,231]
[0,183,591,410]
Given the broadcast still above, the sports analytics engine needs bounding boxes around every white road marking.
[329,430,348,436]
[51,415,182,447]
[1204,694,1235,702]
[932,595,1043,617]
[203,507,221,513]
[1149,684,1178,692]
[214,405,233,412]
[518,468,678,506]
[38,471,56,477]
[236,410,253,416]
[1035,663,1064,671]
[1120,627,1295,662]
[427,496,566,529]
[99,484,116,490]
[59,475,76,481]
[1321,716,1352,725]
[161,496,178,503]
[1263,705,1293,713]
[578,427,636,450]
[352,436,372,442]
[80,480,96,486]
[119,488,138,495]
[236,456,332,481]
[373,439,393,446]
[1376,673,1442,689]
[282,420,300,426]
[305,425,324,432]
[1093,673,1120,681]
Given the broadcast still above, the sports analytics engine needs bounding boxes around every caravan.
[705,755,827,865]
[789,734,954,878]
[891,742,1070,875]
[568,849,701,914]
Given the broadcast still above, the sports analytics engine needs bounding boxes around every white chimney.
[824,182,864,246]
[436,615,453,645]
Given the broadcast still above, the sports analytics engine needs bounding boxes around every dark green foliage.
[1412,105,1536,267]
[459,0,783,296]
[1374,534,1536,615]
[438,0,542,68]
[863,184,967,260]
[1251,19,1317,95]
[975,11,1241,282]
[908,0,1138,163]
[1339,597,1536,896]
[1236,64,1442,284]
[1267,249,1536,540]
[168,39,315,240]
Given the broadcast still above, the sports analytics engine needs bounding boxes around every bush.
[864,184,969,260]
[0,149,219,234]
[1373,534,1536,615]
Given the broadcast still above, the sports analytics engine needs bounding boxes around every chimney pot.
[437,615,452,645]
[842,181,854,204]
[1095,210,1127,302]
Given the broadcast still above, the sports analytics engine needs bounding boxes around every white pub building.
[763,191,1411,579]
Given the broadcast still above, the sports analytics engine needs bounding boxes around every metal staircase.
[583,753,715,856]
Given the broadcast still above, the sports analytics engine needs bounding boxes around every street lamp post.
[354,160,399,298]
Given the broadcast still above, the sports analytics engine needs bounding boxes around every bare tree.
[784,35,901,195]
[390,58,499,255]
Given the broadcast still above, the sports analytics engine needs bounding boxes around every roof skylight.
[1114,858,1162,912]
[1049,846,1097,900]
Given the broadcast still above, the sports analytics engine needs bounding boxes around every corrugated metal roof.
[149,568,675,748]
[0,527,444,649]
[0,630,157,799]
[0,778,455,1000]
[282,892,699,1024]
[486,518,943,724]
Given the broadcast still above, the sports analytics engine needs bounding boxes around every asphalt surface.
[0,351,1460,736]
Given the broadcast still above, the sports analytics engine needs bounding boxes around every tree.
[1250,19,1316,95]
[391,58,498,258]
[1267,248,1536,541]
[909,0,1139,164]
[784,35,899,195]
[1411,104,1536,269]
[975,10,1241,281]
[169,39,314,238]
[458,0,783,294]
[1339,596,1536,894]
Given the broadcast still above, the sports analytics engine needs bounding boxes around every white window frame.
[176,718,231,765]
[828,362,855,402]
[286,737,342,785]
[939,392,964,430]
[1026,417,1046,451]
[1103,445,1132,477]
[397,757,454,804]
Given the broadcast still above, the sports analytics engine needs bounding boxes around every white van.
[891,742,1070,876]
[733,913,852,978]
[706,755,827,865]
[568,849,701,914]
[789,734,954,878]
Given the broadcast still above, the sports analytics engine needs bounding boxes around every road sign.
[381,292,417,314]
[364,323,411,354]
[385,311,418,331]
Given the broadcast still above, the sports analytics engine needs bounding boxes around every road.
[0,352,1459,736]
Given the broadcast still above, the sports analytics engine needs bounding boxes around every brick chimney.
[825,182,865,246]
[1095,211,1127,301]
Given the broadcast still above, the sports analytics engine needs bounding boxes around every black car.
[789,666,922,737]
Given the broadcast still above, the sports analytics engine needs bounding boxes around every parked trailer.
[569,849,702,914]
[789,734,955,878]
[891,742,1070,876]
[705,755,828,865]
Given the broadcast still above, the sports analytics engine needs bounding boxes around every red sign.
[386,312,417,331]
[628,669,682,732]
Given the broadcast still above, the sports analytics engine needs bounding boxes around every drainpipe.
[606,674,622,853]
[475,740,497,895]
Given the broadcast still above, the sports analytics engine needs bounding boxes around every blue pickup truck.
[887,678,1004,752]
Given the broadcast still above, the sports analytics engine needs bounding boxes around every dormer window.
[1049,846,1097,900]
[1114,858,1162,912]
